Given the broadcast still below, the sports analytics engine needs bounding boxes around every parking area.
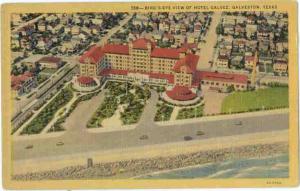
[202,89,228,115]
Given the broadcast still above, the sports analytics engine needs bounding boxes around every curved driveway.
[12,89,288,161]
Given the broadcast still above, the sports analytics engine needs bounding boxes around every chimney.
[129,40,133,49]
[146,42,152,50]
[179,52,186,59]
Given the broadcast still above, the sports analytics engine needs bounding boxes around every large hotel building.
[79,38,248,101]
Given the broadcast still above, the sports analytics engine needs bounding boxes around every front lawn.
[119,83,151,125]
[221,87,288,113]
[87,96,118,128]
[87,81,151,127]
[154,103,174,121]
[177,105,204,120]
[21,86,73,134]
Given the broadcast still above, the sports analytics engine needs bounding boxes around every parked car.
[184,136,193,141]
[25,145,33,149]
[235,121,243,126]
[56,141,64,146]
[196,130,205,136]
[139,135,149,140]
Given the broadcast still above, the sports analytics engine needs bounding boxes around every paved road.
[97,14,133,46]
[12,14,47,34]
[13,105,288,161]
[138,90,159,129]
[197,12,222,70]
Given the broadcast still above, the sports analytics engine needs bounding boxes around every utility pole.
[126,81,128,96]
[251,50,258,88]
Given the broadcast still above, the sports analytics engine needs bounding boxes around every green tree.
[216,24,224,35]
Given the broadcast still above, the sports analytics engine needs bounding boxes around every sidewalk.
[13,129,288,175]
[170,106,180,121]
[156,108,289,126]
[87,124,136,133]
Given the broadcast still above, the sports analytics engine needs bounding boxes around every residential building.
[273,59,288,73]
[198,71,248,91]
[37,56,63,69]
[246,24,257,39]
[244,55,255,69]
[11,71,37,96]
[215,55,229,68]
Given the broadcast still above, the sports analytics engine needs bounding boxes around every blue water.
[138,154,289,179]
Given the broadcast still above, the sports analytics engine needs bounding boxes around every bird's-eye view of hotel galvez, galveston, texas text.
[10,10,290,180]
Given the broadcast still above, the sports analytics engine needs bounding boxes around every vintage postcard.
[1,0,299,189]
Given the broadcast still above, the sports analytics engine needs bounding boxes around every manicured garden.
[154,103,174,121]
[120,83,151,125]
[177,105,204,120]
[87,81,151,128]
[221,87,288,113]
[21,86,73,134]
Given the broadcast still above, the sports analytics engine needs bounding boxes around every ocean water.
[138,154,289,179]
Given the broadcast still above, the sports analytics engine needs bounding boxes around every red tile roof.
[217,55,229,60]
[79,45,105,64]
[149,72,174,84]
[38,56,61,63]
[79,38,199,65]
[132,38,155,50]
[182,43,197,50]
[166,85,197,101]
[103,44,129,55]
[173,54,199,74]
[77,76,95,85]
[151,48,180,59]
[11,71,33,90]
[245,55,255,62]
[197,71,248,84]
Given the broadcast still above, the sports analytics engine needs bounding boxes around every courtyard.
[86,81,151,128]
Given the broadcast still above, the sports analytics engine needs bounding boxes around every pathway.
[197,12,222,70]
[97,14,133,46]
[62,90,107,133]
[170,106,180,121]
[40,92,78,134]
[137,90,159,128]
[101,105,123,128]
[12,14,47,33]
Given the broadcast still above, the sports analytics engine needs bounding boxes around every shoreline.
[13,142,288,180]
[13,141,288,180]
[133,152,289,179]
[12,129,289,175]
